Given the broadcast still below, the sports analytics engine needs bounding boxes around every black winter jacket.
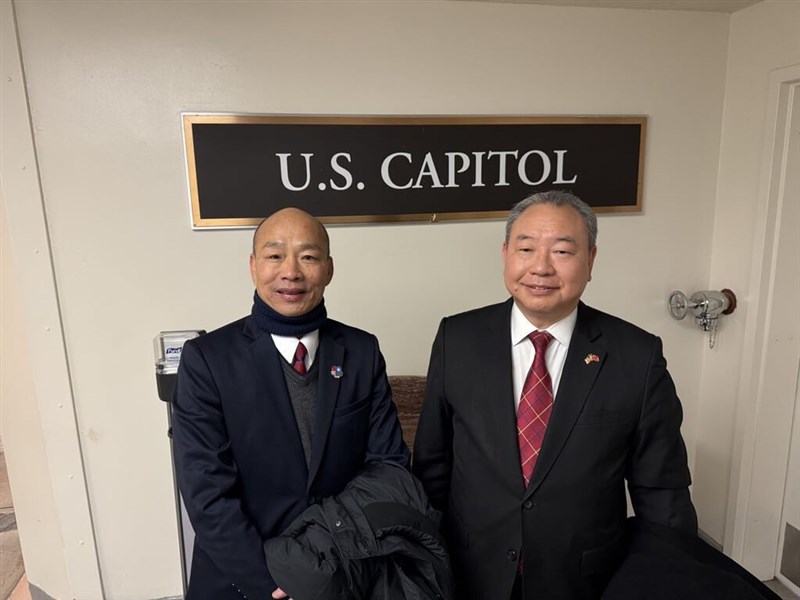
[265,462,452,600]
[602,518,780,600]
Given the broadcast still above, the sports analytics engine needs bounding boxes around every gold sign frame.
[182,113,647,229]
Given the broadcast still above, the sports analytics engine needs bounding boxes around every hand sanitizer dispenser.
[154,330,204,402]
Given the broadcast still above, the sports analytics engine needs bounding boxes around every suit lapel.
[307,322,344,491]
[481,301,524,488]
[525,302,606,499]
[245,318,307,469]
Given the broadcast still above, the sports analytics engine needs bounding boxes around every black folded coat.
[602,518,781,600]
[265,462,452,600]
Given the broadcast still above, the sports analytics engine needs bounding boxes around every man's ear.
[249,253,257,286]
[587,246,597,282]
[325,256,334,285]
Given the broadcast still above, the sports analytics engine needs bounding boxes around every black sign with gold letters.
[183,115,646,227]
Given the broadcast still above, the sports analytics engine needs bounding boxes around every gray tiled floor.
[0,451,25,600]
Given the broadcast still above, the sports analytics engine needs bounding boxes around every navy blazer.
[413,300,697,600]
[172,315,410,600]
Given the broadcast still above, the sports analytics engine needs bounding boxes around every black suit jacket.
[412,300,696,600]
[172,315,410,600]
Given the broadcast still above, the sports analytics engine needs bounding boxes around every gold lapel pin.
[584,354,600,365]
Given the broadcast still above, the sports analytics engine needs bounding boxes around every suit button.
[523,500,533,510]
[507,549,517,561]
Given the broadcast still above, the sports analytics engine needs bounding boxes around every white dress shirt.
[271,330,320,370]
[510,304,578,411]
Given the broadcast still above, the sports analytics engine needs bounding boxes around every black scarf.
[251,291,327,337]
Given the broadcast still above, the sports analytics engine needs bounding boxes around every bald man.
[172,208,410,600]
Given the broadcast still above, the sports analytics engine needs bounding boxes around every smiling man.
[172,208,409,600]
[412,191,697,600]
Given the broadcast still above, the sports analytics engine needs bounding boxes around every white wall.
[2,1,737,597]
[694,0,800,546]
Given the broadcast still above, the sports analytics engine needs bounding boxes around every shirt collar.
[510,303,578,349]
[271,330,320,364]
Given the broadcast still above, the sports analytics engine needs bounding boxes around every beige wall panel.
[2,0,104,596]
[0,198,71,600]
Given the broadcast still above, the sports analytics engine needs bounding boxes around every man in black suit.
[412,191,697,600]
[172,208,409,600]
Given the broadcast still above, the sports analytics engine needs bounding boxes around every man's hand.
[272,587,291,599]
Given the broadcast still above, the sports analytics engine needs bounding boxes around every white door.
[732,64,800,584]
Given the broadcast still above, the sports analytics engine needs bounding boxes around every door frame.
[725,63,800,580]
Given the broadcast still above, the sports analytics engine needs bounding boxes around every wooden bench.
[388,376,426,449]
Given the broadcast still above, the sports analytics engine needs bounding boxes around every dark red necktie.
[292,341,308,375]
[517,330,554,487]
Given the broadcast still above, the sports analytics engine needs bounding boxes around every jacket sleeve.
[411,319,454,512]
[171,339,276,598]
[365,335,411,467]
[627,336,698,534]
